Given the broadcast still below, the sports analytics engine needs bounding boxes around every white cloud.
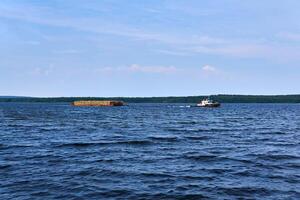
[96,64,179,74]
[202,65,217,72]
[277,32,300,41]
[23,41,40,45]
[53,49,81,54]
[1,3,300,62]
[128,64,177,73]
[31,65,53,76]
[191,44,272,58]
[155,49,193,56]
[200,64,229,79]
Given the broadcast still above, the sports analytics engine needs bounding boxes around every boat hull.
[197,103,220,107]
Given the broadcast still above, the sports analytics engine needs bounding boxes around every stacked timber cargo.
[72,100,124,106]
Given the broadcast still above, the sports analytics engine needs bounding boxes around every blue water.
[0,103,299,199]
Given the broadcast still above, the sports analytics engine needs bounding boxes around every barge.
[72,100,124,107]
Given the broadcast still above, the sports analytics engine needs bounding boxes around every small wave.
[183,154,218,161]
[181,175,214,181]
[268,142,297,147]
[58,142,96,147]
[141,172,175,178]
[184,135,211,140]
[268,154,300,160]
[260,131,286,135]
[47,158,65,164]
[0,164,12,169]
[208,168,231,174]
[116,140,152,145]
[252,154,300,161]
[106,189,132,197]
[95,159,114,163]
[148,136,178,142]
[233,170,253,176]
[1,144,36,149]
[93,189,132,198]
[56,140,153,147]
[177,121,197,125]
[284,163,300,169]
[130,193,208,200]
[219,186,272,196]
[164,128,185,132]
[39,127,62,132]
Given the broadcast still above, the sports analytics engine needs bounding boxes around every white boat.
[197,98,220,107]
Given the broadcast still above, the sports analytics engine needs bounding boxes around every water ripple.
[0,103,299,199]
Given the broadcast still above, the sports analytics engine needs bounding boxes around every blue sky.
[0,0,299,97]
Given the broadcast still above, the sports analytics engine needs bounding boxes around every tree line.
[0,95,300,103]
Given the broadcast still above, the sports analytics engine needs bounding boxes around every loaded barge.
[72,100,124,107]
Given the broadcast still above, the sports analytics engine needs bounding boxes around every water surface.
[0,103,299,199]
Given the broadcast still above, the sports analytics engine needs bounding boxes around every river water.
[0,103,299,199]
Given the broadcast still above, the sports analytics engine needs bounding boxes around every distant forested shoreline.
[0,95,300,103]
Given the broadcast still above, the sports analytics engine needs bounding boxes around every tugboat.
[197,98,220,107]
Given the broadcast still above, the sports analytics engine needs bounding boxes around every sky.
[0,0,300,97]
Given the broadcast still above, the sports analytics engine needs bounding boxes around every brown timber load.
[72,100,124,106]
